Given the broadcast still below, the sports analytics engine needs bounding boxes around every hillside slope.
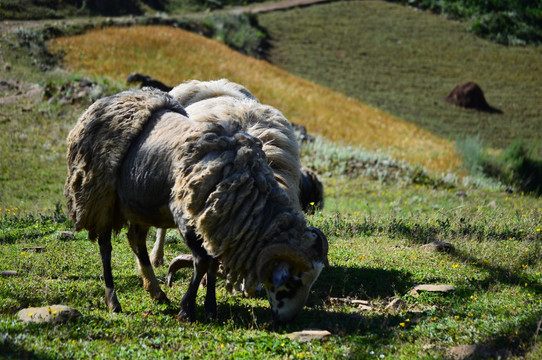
[258,0,542,154]
[49,25,461,173]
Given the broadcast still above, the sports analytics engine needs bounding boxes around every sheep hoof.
[205,310,217,321]
[154,291,170,304]
[150,257,164,267]
[176,309,195,323]
[105,289,122,313]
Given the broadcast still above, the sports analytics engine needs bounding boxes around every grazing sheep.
[150,79,324,267]
[65,88,328,323]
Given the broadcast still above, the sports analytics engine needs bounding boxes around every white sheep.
[64,88,328,323]
[150,79,324,268]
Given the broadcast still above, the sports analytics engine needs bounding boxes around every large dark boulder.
[444,82,502,113]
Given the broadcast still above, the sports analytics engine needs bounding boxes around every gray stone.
[409,284,456,297]
[385,298,406,312]
[21,247,46,253]
[58,231,76,240]
[17,305,81,324]
[449,344,495,359]
[421,241,454,253]
[1,270,18,277]
[285,330,331,342]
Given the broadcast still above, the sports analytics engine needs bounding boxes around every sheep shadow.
[106,263,414,333]
[312,265,413,300]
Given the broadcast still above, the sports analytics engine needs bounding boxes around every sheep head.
[256,227,328,323]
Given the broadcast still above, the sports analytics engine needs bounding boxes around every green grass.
[1,178,542,358]
[257,0,542,157]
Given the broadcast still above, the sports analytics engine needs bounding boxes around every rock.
[329,297,372,311]
[21,247,46,253]
[1,270,18,277]
[409,284,456,297]
[0,80,17,92]
[0,83,42,105]
[455,191,467,199]
[444,82,502,114]
[449,344,495,359]
[385,298,406,312]
[285,330,331,342]
[58,231,75,240]
[421,241,454,253]
[17,305,81,324]
[329,297,370,306]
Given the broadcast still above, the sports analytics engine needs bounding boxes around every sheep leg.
[150,228,166,267]
[127,224,169,304]
[204,258,219,320]
[178,228,210,322]
[179,255,209,322]
[98,229,122,313]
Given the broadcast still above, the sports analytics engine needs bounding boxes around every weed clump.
[203,14,268,58]
[457,137,542,196]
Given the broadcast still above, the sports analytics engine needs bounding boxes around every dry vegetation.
[49,25,461,174]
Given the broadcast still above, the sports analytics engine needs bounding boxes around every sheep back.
[170,79,258,108]
[64,88,187,238]
[170,79,302,210]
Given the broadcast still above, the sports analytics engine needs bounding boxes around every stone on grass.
[449,344,497,359]
[21,247,46,253]
[385,298,406,312]
[330,297,372,310]
[17,305,81,324]
[409,284,456,297]
[58,231,76,240]
[1,270,18,277]
[285,330,331,342]
[421,241,454,253]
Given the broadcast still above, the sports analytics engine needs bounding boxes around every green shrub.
[204,13,267,58]
[499,139,542,195]
[457,137,542,195]
[394,0,542,45]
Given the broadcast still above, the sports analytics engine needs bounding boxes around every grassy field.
[258,0,542,156]
[1,179,542,358]
[1,8,542,360]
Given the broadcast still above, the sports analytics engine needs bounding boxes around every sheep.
[64,88,328,323]
[150,79,324,268]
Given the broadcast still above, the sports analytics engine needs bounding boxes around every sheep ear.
[257,244,310,284]
[308,226,329,269]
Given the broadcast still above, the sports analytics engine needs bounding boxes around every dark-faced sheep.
[64,88,328,323]
[151,79,324,268]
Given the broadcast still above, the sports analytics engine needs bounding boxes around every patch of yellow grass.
[49,25,461,174]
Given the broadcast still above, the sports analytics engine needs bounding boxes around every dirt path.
[238,0,332,13]
[1,0,331,34]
